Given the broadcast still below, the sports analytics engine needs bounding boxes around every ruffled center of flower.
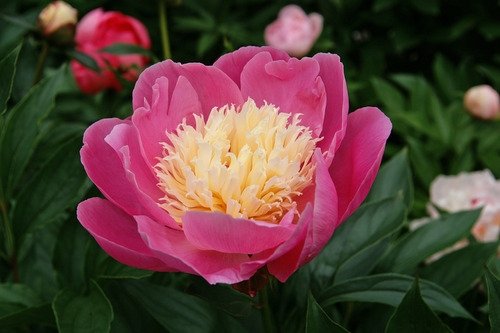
[155,98,319,224]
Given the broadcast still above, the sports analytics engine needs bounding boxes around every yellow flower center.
[155,98,319,224]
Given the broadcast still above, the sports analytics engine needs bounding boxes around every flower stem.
[259,286,277,333]
[158,0,172,59]
[0,200,18,282]
[33,41,49,85]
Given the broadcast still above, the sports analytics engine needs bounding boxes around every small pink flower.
[264,5,323,58]
[77,46,391,284]
[70,8,151,94]
[464,85,500,120]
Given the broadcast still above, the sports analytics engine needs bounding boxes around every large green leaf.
[366,148,413,208]
[419,242,499,297]
[377,209,481,274]
[0,44,21,115]
[12,135,89,240]
[0,283,54,328]
[320,273,474,320]
[53,280,113,333]
[123,280,217,333]
[311,197,405,286]
[485,268,500,332]
[385,279,452,333]
[0,65,67,201]
[371,77,406,114]
[306,293,349,333]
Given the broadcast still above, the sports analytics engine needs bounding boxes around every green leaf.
[386,279,452,333]
[100,43,154,60]
[371,77,406,114]
[485,268,500,332]
[366,148,413,208]
[0,283,42,317]
[53,280,113,333]
[124,280,217,333]
[433,55,458,101]
[306,293,349,333]
[67,50,100,72]
[12,135,90,239]
[310,197,405,286]
[320,273,474,320]
[377,209,481,274]
[0,283,55,328]
[0,43,21,115]
[197,33,218,57]
[0,65,67,201]
[420,242,499,297]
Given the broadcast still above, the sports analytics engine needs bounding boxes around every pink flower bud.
[38,1,77,42]
[464,85,500,120]
[264,5,323,58]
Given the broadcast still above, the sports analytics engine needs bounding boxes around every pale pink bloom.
[431,170,500,243]
[264,5,323,57]
[77,46,391,284]
[38,1,77,37]
[464,85,500,120]
[70,8,151,94]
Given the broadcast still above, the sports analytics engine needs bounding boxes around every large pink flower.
[77,46,392,284]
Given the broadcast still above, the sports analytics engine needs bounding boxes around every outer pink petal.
[135,215,263,284]
[213,46,289,87]
[330,107,392,222]
[75,8,104,44]
[104,123,180,230]
[132,75,203,166]
[313,53,348,164]
[266,150,338,282]
[81,118,144,215]
[182,210,295,254]
[240,53,326,136]
[132,60,243,115]
[77,198,172,271]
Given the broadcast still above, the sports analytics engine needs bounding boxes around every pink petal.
[131,76,170,166]
[313,53,348,163]
[132,60,243,115]
[330,107,392,222]
[266,204,313,282]
[266,150,338,282]
[135,215,264,284]
[240,53,326,136]
[81,118,144,215]
[77,198,172,271]
[75,8,104,44]
[104,123,180,230]
[182,210,295,254]
[309,13,324,39]
[213,46,289,87]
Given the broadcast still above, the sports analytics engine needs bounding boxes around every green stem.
[0,200,18,282]
[158,0,172,59]
[259,287,277,333]
[33,41,49,85]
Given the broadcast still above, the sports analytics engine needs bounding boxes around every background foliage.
[0,0,499,332]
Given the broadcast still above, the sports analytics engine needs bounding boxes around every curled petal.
[182,210,295,254]
[77,198,172,271]
[330,107,392,222]
[135,215,264,284]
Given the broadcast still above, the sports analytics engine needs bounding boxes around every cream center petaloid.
[155,98,319,224]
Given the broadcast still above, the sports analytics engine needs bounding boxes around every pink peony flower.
[464,85,500,120]
[430,170,500,243]
[70,8,151,94]
[264,5,323,58]
[77,46,391,284]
